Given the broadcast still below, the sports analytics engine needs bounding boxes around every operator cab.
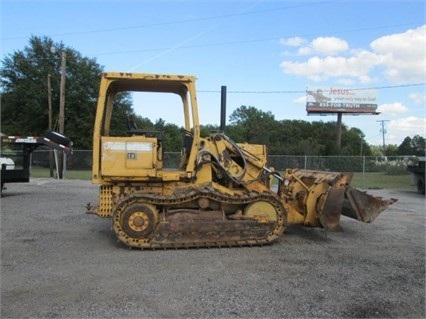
[92,73,200,183]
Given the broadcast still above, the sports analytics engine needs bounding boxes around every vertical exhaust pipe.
[220,85,227,132]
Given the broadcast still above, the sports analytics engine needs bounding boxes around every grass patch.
[30,167,92,180]
[351,172,414,190]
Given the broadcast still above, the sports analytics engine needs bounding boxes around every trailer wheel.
[417,176,425,195]
[44,130,72,147]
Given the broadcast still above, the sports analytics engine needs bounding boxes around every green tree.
[228,105,276,145]
[341,127,371,156]
[411,135,426,156]
[310,121,337,155]
[272,120,323,155]
[224,123,245,143]
[386,144,399,156]
[397,136,413,155]
[200,124,220,137]
[0,36,130,149]
[154,119,182,151]
[0,37,59,136]
[109,93,137,137]
[369,145,384,156]
[397,135,426,156]
[227,105,372,156]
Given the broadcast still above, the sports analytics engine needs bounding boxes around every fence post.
[362,156,365,189]
[63,152,67,179]
[54,149,59,180]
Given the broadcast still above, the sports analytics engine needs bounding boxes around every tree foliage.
[0,36,134,149]
[226,106,372,156]
[397,135,426,156]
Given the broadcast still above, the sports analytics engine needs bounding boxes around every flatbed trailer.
[1,132,72,191]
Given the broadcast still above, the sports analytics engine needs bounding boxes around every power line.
[350,83,426,91]
[199,90,305,94]
[2,5,421,57]
[2,6,421,45]
[84,22,422,57]
[2,0,343,41]
[198,83,425,94]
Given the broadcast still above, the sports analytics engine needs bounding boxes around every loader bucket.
[318,186,346,231]
[342,188,398,223]
[280,168,397,230]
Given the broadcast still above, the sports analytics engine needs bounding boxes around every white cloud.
[279,25,426,84]
[370,25,426,83]
[282,36,349,56]
[409,92,426,104]
[377,102,409,116]
[387,117,426,143]
[336,78,356,85]
[311,37,348,55]
[280,51,381,82]
[280,37,306,47]
[369,116,425,145]
[297,46,312,55]
[293,95,307,104]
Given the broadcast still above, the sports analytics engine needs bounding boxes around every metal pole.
[47,74,54,177]
[48,74,52,131]
[58,51,66,179]
[362,156,365,189]
[54,149,59,180]
[336,112,342,149]
[59,52,66,135]
[220,86,227,132]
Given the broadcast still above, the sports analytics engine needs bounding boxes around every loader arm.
[198,132,273,193]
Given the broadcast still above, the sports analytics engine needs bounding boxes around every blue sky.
[1,0,425,146]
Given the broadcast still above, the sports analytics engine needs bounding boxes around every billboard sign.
[306,87,378,114]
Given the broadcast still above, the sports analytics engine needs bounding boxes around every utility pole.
[59,51,66,137]
[47,74,54,177]
[58,51,66,179]
[49,46,67,179]
[47,74,52,131]
[377,120,389,155]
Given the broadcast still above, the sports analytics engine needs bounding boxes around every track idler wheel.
[243,199,285,242]
[244,200,278,223]
[113,202,158,245]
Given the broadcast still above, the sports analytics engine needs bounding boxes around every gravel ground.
[1,178,425,319]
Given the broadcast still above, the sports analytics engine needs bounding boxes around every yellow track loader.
[87,72,396,249]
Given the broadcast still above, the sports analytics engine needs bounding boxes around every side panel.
[101,136,158,178]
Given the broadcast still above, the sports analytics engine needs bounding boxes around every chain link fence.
[30,150,418,189]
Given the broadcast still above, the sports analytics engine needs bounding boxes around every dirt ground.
[1,178,425,319]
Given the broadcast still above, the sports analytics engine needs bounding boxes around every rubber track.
[112,186,286,249]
